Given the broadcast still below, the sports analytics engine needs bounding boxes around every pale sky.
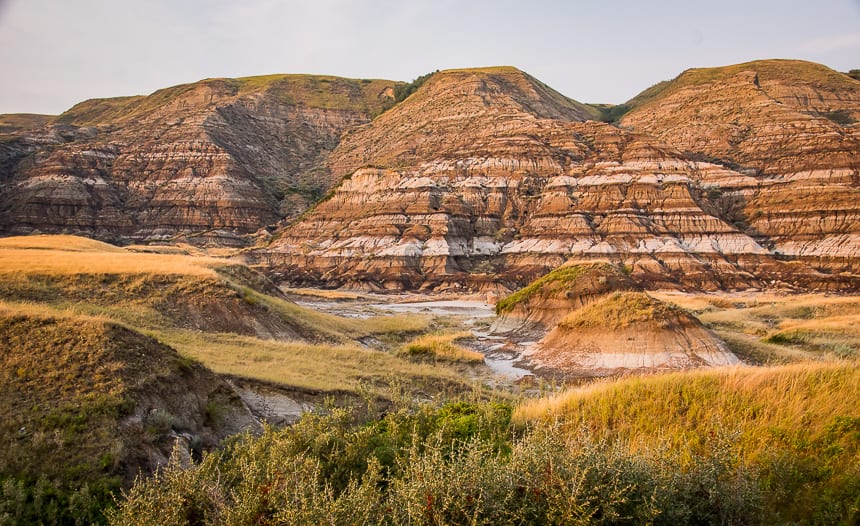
[1,0,859,115]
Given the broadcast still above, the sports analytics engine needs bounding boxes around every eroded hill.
[1,60,858,293]
[0,75,398,245]
[620,59,860,274]
[262,64,859,292]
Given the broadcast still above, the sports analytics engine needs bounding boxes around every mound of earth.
[493,262,638,331]
[531,292,739,376]
[0,312,259,507]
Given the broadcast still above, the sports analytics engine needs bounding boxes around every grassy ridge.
[513,362,860,523]
[55,74,397,127]
[0,113,55,133]
[0,312,204,524]
[622,58,859,115]
[514,362,860,457]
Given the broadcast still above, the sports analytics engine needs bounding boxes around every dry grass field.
[652,291,860,363]
[0,236,466,397]
[0,235,224,276]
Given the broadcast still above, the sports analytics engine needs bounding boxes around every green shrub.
[107,396,860,525]
[393,71,438,103]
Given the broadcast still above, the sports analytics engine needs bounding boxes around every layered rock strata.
[531,291,739,377]
[264,66,854,291]
[0,76,397,245]
[621,60,860,273]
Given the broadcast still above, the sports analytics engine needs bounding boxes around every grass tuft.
[557,291,681,330]
[398,332,484,363]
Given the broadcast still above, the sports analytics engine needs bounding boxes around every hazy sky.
[1,0,859,114]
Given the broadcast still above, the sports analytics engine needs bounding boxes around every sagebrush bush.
[108,398,851,525]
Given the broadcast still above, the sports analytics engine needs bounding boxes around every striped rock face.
[264,65,859,291]
[0,76,397,245]
[621,60,860,275]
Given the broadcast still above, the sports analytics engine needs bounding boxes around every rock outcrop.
[0,75,397,245]
[531,291,739,377]
[262,65,857,291]
[490,262,738,377]
[620,60,860,274]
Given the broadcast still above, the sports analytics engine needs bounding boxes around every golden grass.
[0,234,125,252]
[0,299,112,325]
[151,329,466,393]
[558,292,677,330]
[514,361,860,459]
[281,287,367,300]
[398,332,485,363]
[0,235,225,277]
[651,291,860,363]
[0,297,462,396]
[0,249,223,277]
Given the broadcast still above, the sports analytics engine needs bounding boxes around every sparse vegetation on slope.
[0,311,255,525]
[622,59,858,113]
[0,113,54,133]
[495,262,631,315]
[495,264,590,314]
[392,70,437,103]
[54,74,397,127]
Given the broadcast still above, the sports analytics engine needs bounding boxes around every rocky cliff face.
[0,76,396,245]
[620,60,860,274]
[263,66,856,291]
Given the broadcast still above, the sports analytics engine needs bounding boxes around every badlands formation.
[0,75,397,245]
[262,61,860,292]
[1,59,858,381]
[1,59,857,293]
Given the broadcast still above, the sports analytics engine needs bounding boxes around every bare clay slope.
[0,75,397,245]
[264,66,846,292]
[621,59,860,274]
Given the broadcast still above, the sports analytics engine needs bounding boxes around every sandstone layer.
[0,75,397,245]
[263,65,857,291]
